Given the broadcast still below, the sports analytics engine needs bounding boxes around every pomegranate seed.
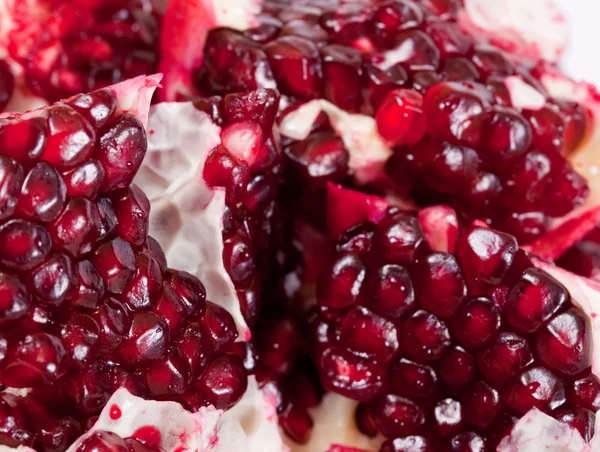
[425,21,471,58]
[533,308,592,376]
[455,227,517,289]
[389,359,439,400]
[376,89,426,146]
[319,347,384,402]
[194,354,248,409]
[201,302,238,352]
[414,252,466,318]
[62,161,105,199]
[1,333,68,386]
[318,253,365,310]
[401,310,451,363]
[365,264,415,318]
[279,404,313,444]
[66,89,117,129]
[502,366,566,414]
[28,253,75,304]
[380,435,436,452]
[461,381,500,429]
[177,323,213,381]
[49,198,101,257]
[0,118,47,163]
[568,375,600,412]
[92,238,136,294]
[439,346,475,392]
[42,105,95,169]
[339,306,400,362]
[448,431,486,452]
[284,132,349,186]
[0,219,51,270]
[477,332,533,388]
[70,260,105,310]
[423,81,492,147]
[222,89,279,133]
[373,213,424,266]
[368,0,424,46]
[0,273,31,324]
[471,45,514,79]
[144,354,188,397]
[481,107,532,167]
[0,157,24,221]
[321,45,362,112]
[265,36,322,99]
[368,394,426,437]
[451,297,500,350]
[434,398,463,438]
[112,185,150,247]
[95,114,146,192]
[389,31,440,71]
[504,268,568,334]
[554,408,596,442]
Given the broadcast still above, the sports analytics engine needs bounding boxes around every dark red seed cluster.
[310,209,594,450]
[0,88,246,451]
[195,0,590,244]
[8,0,159,102]
[195,88,284,327]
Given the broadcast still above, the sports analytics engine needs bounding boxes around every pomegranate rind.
[279,100,393,184]
[57,377,286,452]
[497,408,596,452]
[159,0,262,101]
[459,0,568,62]
[134,101,251,340]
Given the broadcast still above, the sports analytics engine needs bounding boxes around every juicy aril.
[0,0,160,111]
[0,76,258,451]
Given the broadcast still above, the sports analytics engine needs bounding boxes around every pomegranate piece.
[1,1,160,103]
[0,77,255,450]
[375,89,426,147]
[174,0,594,253]
[297,203,598,448]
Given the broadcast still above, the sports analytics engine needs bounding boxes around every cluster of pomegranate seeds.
[194,0,591,244]
[6,0,159,102]
[0,87,247,451]
[311,208,594,450]
[195,88,285,327]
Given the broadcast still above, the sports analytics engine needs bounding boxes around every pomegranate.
[0,0,161,111]
[148,0,600,450]
[0,76,292,452]
[158,0,600,253]
[134,89,285,339]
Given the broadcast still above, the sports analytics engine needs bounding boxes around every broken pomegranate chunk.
[172,0,593,248]
[309,203,595,450]
[0,77,251,451]
[0,0,160,105]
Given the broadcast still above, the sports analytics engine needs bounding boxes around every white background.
[555,0,600,86]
